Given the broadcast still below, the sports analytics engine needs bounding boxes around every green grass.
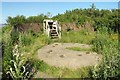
[20,33,53,57]
[20,29,95,78]
[66,47,93,52]
[33,59,93,78]
[59,30,95,44]
[22,28,119,79]
[3,25,119,79]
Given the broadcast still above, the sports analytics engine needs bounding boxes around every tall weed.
[91,27,119,79]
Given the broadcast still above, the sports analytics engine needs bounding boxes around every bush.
[92,40,119,79]
[19,33,34,46]
[91,31,119,79]
[2,39,13,79]
[10,30,19,44]
[2,25,37,79]
[91,35,110,54]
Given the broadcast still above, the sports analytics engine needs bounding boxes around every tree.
[90,3,96,10]
[46,12,52,18]
[7,15,26,26]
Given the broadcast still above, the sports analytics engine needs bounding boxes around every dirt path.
[36,43,101,69]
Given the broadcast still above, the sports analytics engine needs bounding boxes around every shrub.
[91,26,109,53]
[91,31,119,79]
[92,40,119,79]
[2,38,13,79]
[91,35,109,54]
[10,29,19,44]
[2,25,37,79]
[19,33,34,46]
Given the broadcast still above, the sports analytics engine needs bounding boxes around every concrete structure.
[43,19,61,39]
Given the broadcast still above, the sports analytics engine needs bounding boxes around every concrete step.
[51,32,57,34]
[51,36,59,39]
[50,29,56,31]
[51,34,58,36]
[51,29,56,30]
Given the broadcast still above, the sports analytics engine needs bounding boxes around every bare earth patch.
[37,43,101,69]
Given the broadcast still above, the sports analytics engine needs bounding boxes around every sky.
[1,2,119,24]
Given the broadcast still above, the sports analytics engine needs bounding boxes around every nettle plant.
[6,44,33,79]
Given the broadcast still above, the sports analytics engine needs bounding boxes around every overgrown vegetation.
[53,3,119,32]
[91,27,119,79]
[2,3,119,79]
[2,25,52,79]
[7,14,48,26]
[6,45,34,79]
